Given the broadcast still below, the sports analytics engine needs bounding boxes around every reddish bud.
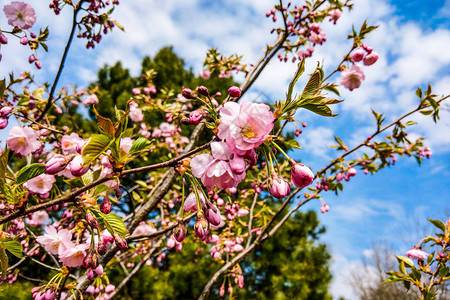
[194,213,209,239]
[196,86,209,97]
[189,110,203,125]
[290,161,314,188]
[114,233,127,249]
[363,52,379,66]
[173,224,187,242]
[20,36,28,45]
[270,174,291,199]
[86,211,98,229]
[45,154,70,175]
[100,197,112,214]
[228,86,241,98]
[181,88,196,99]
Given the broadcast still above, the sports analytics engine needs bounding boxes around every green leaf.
[439,264,449,278]
[81,170,94,186]
[82,134,113,166]
[286,60,305,102]
[93,105,115,137]
[301,68,322,99]
[323,84,340,96]
[405,121,416,126]
[428,219,446,232]
[128,137,153,155]
[0,247,7,280]
[0,148,9,180]
[0,79,5,97]
[113,20,125,31]
[16,163,46,185]
[301,103,336,117]
[395,255,414,268]
[92,210,127,237]
[0,240,23,258]
[284,139,301,149]
[416,88,422,99]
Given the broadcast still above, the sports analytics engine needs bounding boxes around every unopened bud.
[196,86,209,97]
[181,88,196,99]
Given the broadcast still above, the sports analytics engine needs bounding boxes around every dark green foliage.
[115,211,332,300]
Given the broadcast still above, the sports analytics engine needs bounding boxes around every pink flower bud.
[270,175,291,199]
[20,36,28,45]
[181,88,196,99]
[167,236,176,249]
[44,289,54,300]
[100,197,112,214]
[290,161,314,188]
[363,52,379,66]
[105,284,115,294]
[228,86,241,98]
[336,172,344,182]
[114,233,127,249]
[35,60,42,69]
[0,118,8,129]
[229,155,246,174]
[347,167,357,177]
[45,154,70,175]
[320,204,330,213]
[350,48,365,62]
[97,239,107,255]
[0,34,7,44]
[82,251,93,268]
[69,155,90,176]
[194,213,209,239]
[132,88,140,95]
[86,211,98,229]
[174,224,187,242]
[86,286,95,295]
[237,208,249,217]
[189,110,203,125]
[94,265,104,276]
[0,106,13,117]
[196,86,209,97]
[205,204,222,226]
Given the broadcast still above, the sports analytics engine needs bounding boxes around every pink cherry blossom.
[27,211,49,226]
[82,94,99,105]
[120,137,134,153]
[132,222,156,236]
[406,248,428,260]
[129,101,144,122]
[23,174,55,194]
[3,2,36,29]
[191,142,246,189]
[340,64,365,91]
[6,126,41,156]
[199,69,211,79]
[183,192,206,212]
[59,243,90,267]
[36,226,74,255]
[61,133,83,154]
[328,9,341,24]
[217,102,274,155]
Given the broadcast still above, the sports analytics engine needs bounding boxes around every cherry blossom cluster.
[0,1,48,67]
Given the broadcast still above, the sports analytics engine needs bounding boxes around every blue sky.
[1,0,449,298]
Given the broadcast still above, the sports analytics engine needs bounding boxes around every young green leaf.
[0,240,23,258]
[82,134,113,166]
[16,163,46,185]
